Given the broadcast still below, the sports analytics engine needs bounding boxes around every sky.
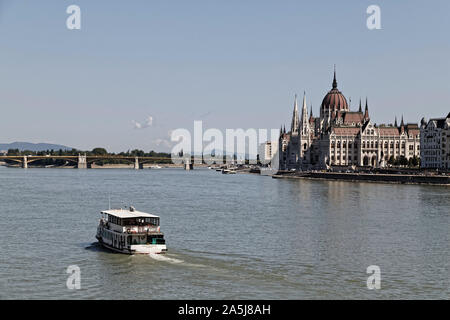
[0,0,449,152]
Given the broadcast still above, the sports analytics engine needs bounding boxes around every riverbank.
[272,171,450,185]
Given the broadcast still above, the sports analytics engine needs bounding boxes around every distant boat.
[149,165,162,169]
[222,169,236,174]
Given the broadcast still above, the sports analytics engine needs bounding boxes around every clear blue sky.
[0,0,449,152]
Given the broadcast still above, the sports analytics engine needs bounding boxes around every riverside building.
[279,69,421,171]
[420,112,450,169]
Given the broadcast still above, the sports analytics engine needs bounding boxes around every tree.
[91,147,108,155]
[398,156,408,166]
[388,155,395,166]
[130,149,144,157]
[411,156,419,167]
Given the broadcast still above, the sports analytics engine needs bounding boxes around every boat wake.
[147,253,210,269]
[148,253,184,264]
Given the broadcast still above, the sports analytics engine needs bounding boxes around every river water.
[0,166,449,299]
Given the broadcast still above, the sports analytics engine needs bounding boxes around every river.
[0,166,449,299]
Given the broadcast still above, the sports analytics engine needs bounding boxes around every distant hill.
[0,142,74,152]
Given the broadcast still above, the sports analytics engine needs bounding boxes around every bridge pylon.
[134,157,143,170]
[77,154,87,169]
[22,156,28,169]
[184,158,193,170]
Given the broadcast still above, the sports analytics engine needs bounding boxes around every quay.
[272,171,450,185]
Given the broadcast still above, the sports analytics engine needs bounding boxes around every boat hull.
[96,236,167,254]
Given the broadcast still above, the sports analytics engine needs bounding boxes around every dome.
[321,70,348,116]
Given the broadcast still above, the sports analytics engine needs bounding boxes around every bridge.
[0,154,194,170]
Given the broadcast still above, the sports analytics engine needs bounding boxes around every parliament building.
[279,69,421,170]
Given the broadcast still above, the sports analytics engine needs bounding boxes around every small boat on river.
[96,206,167,254]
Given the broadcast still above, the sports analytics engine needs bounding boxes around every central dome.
[321,70,348,117]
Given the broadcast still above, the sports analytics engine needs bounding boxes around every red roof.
[321,88,348,113]
[332,127,360,136]
[342,112,364,124]
[379,127,400,136]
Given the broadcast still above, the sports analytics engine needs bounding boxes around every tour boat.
[96,206,167,254]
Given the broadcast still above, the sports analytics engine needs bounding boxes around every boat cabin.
[99,207,163,240]
[97,207,167,251]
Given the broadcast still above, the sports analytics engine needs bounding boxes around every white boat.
[96,206,167,254]
[149,165,162,169]
[222,169,236,174]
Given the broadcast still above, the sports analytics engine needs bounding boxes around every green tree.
[91,147,108,155]
[388,155,395,165]
[399,156,408,166]
[7,149,20,156]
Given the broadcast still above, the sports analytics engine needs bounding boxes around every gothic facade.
[279,70,421,170]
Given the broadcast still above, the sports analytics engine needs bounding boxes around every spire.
[400,115,405,133]
[394,116,398,127]
[364,97,369,120]
[358,98,362,112]
[310,105,313,118]
[283,125,286,133]
[302,91,307,114]
[291,94,300,134]
[301,91,309,134]
[400,115,404,126]
[332,64,337,89]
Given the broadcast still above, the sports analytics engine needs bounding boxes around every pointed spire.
[364,97,369,120]
[394,116,398,127]
[283,125,286,133]
[332,64,337,89]
[310,105,313,118]
[302,91,307,110]
[401,115,404,126]
[400,115,405,133]
[301,91,307,119]
[358,98,362,112]
[300,91,309,134]
[291,94,300,134]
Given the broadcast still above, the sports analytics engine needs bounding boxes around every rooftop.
[101,208,159,219]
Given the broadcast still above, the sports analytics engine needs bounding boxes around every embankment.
[273,172,450,185]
